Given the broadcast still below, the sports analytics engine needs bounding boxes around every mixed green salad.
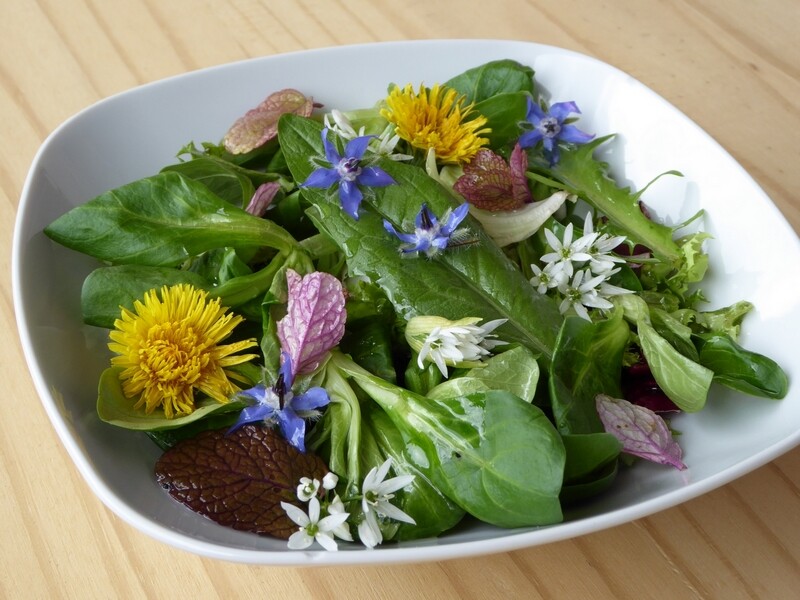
[44,59,788,550]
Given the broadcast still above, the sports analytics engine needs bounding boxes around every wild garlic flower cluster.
[530,212,633,321]
[405,316,508,378]
[323,109,413,162]
[281,458,416,551]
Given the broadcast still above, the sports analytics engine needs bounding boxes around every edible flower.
[323,109,413,161]
[108,284,258,419]
[358,458,416,549]
[540,222,595,278]
[518,98,594,165]
[228,352,330,453]
[383,202,471,258]
[405,316,508,377]
[556,268,616,322]
[280,496,352,551]
[381,83,490,164]
[229,269,347,451]
[302,128,395,220]
[596,394,686,470]
[531,214,633,321]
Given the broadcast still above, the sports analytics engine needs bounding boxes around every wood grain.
[1,0,798,598]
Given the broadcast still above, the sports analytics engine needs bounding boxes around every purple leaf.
[277,269,346,376]
[246,181,281,217]
[453,148,529,211]
[596,394,686,470]
[154,425,330,538]
[223,89,315,154]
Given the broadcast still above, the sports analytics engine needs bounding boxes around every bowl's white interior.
[12,40,800,565]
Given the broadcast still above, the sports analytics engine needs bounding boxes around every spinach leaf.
[278,114,564,365]
[426,345,540,403]
[334,353,565,528]
[560,460,618,506]
[164,155,293,208]
[81,265,210,328]
[695,333,788,399]
[561,432,621,483]
[44,171,297,266]
[549,311,629,434]
[473,92,531,149]
[162,156,256,208]
[361,402,465,540]
[638,320,713,412]
[445,59,535,102]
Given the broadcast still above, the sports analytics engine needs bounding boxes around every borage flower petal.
[302,128,396,220]
[519,98,594,166]
[383,202,470,258]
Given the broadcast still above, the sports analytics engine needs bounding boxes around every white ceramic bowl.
[12,40,800,565]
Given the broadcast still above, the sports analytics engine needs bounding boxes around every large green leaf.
[278,114,564,364]
[549,137,682,264]
[549,311,629,434]
[334,353,565,528]
[81,265,210,328]
[44,171,297,266]
[444,59,535,102]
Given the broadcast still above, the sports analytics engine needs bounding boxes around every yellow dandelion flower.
[108,284,258,419]
[381,83,491,165]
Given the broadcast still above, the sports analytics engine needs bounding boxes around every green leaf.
[561,432,621,484]
[279,114,564,365]
[472,92,530,149]
[162,156,255,208]
[361,403,465,540]
[334,353,565,528]
[549,311,630,434]
[97,367,249,431]
[549,137,682,264]
[445,59,535,102]
[81,265,210,328]
[44,171,297,266]
[696,333,788,399]
[426,345,540,403]
[163,155,291,208]
[638,320,713,412]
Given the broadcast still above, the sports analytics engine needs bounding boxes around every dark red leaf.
[155,425,330,539]
[453,148,527,211]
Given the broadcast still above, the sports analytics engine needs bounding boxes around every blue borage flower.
[301,128,396,219]
[518,98,594,165]
[228,352,330,452]
[383,202,471,258]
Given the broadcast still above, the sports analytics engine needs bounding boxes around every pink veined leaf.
[246,181,281,217]
[223,89,315,154]
[596,393,686,470]
[453,147,530,211]
[277,269,347,376]
[508,143,532,205]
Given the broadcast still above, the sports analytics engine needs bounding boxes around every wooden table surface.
[2,1,798,598]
